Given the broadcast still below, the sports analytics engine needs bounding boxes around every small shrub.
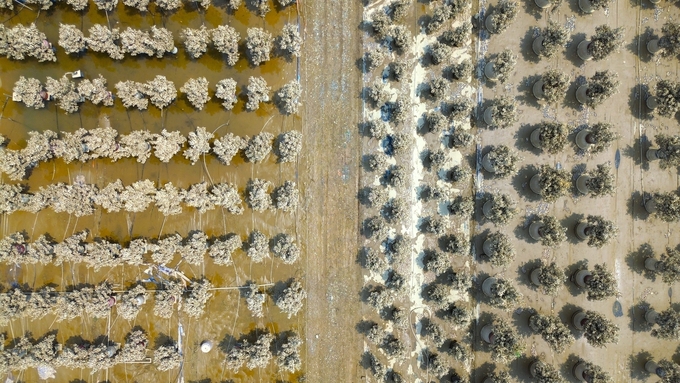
[486,278,522,310]
[428,76,449,100]
[536,164,571,202]
[448,60,474,80]
[533,215,567,247]
[652,308,680,340]
[581,215,618,248]
[584,163,615,197]
[541,70,570,104]
[484,145,519,177]
[654,133,680,169]
[482,193,517,225]
[442,234,468,256]
[426,5,453,34]
[528,314,574,352]
[425,111,449,133]
[588,25,624,61]
[538,21,569,58]
[582,310,619,347]
[488,95,518,129]
[488,0,518,33]
[484,232,515,267]
[490,49,517,84]
[381,198,408,223]
[535,262,565,295]
[422,216,449,236]
[363,50,384,72]
[585,71,619,108]
[448,196,474,217]
[440,22,472,48]
[658,247,680,284]
[584,263,618,301]
[489,317,524,362]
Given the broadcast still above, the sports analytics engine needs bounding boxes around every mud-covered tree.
[390,132,412,156]
[276,80,302,114]
[245,230,269,263]
[482,145,519,178]
[86,24,124,60]
[119,27,154,56]
[529,314,574,352]
[77,75,114,106]
[659,22,680,59]
[485,371,512,383]
[215,78,238,110]
[389,59,409,82]
[482,193,518,225]
[211,133,245,165]
[153,343,182,371]
[276,279,306,318]
[428,42,452,65]
[183,126,213,164]
[12,77,46,110]
[151,130,186,163]
[156,0,181,10]
[529,360,564,383]
[180,77,210,110]
[534,164,570,202]
[45,76,82,113]
[153,279,183,318]
[115,80,148,109]
[123,0,149,11]
[448,60,474,81]
[578,215,618,248]
[652,308,680,340]
[209,234,241,265]
[587,25,624,61]
[440,22,472,48]
[271,234,300,264]
[177,231,209,265]
[244,132,274,163]
[654,247,680,284]
[422,249,449,275]
[211,25,240,65]
[486,95,518,129]
[487,49,517,84]
[243,282,266,317]
[113,130,153,163]
[538,70,569,104]
[483,232,515,267]
[486,0,518,34]
[531,121,568,154]
[579,310,619,347]
[245,27,272,66]
[1,23,56,62]
[387,25,412,53]
[532,261,564,295]
[446,165,470,184]
[272,181,299,212]
[579,263,618,301]
[145,75,177,109]
[428,76,449,100]
[530,215,566,247]
[181,25,210,59]
[226,331,274,371]
[487,317,524,362]
[59,24,86,54]
[245,76,271,111]
[183,278,213,318]
[423,111,447,134]
[276,130,302,163]
[447,196,474,217]
[149,26,176,57]
[116,285,148,320]
[276,334,302,373]
[484,278,522,310]
[365,80,390,108]
[535,21,569,58]
[583,71,620,108]
[277,23,301,58]
[246,178,273,211]
[649,190,680,222]
[185,182,216,213]
[120,180,156,212]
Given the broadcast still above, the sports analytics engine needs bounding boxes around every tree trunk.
[644,197,657,214]
[576,175,591,194]
[529,221,544,240]
[530,128,543,149]
[572,310,587,330]
[646,95,659,110]
[529,174,542,195]
[577,40,593,60]
[574,269,592,287]
[644,257,660,271]
[575,222,590,240]
[529,360,541,378]
[575,129,592,150]
[482,277,497,297]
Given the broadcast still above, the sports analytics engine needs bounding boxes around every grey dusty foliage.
[366,80,390,107]
[209,234,241,265]
[536,121,568,154]
[483,193,518,225]
[652,308,680,339]
[184,126,213,164]
[180,77,210,110]
[423,216,449,236]
[441,22,471,48]
[246,27,272,66]
[364,351,387,380]
[584,263,618,301]
[533,215,566,247]
[276,334,302,373]
[272,234,300,264]
[363,50,384,72]
[488,95,518,129]
[215,78,238,110]
[389,96,411,125]
[0,23,56,62]
[371,12,391,40]
[582,215,618,248]
[660,22,680,59]
[579,362,613,383]
[390,60,409,81]
[211,25,240,65]
[485,232,514,267]
[273,181,299,212]
[420,350,447,378]
[443,234,468,256]
[276,81,302,114]
[364,216,389,239]
[485,145,519,177]
[541,70,570,104]
[422,319,445,347]
[652,191,680,222]
[529,314,574,352]
[425,111,448,133]
[117,285,147,320]
[427,149,447,169]
[154,343,182,371]
[489,317,524,362]
[538,21,569,58]
[181,26,210,59]
[366,119,389,139]
[212,133,246,165]
[246,230,269,263]
[537,164,571,202]
[451,130,474,148]
[244,132,274,163]
[115,130,153,163]
[423,250,450,275]
[86,25,124,60]
[428,42,451,65]
[428,76,448,99]
[488,0,518,33]
[152,130,186,163]
[449,60,474,81]
[588,25,624,61]
[361,186,389,207]
[226,332,274,371]
[426,4,453,34]
[246,178,273,211]
[388,25,412,52]
[658,247,680,284]
[390,132,412,156]
[276,279,306,318]
[278,23,302,57]
[145,75,177,109]
[486,278,522,310]
[655,134,680,169]
[183,278,213,318]
[585,71,619,108]
[382,198,407,223]
[244,283,266,317]
[59,24,86,54]
[123,0,149,11]
[156,0,182,10]
[368,153,388,172]
[92,0,117,11]
[582,310,619,347]
[443,303,472,327]
[530,361,564,383]
[535,261,565,295]
[276,130,302,162]
[491,49,517,84]
[448,196,474,217]
[654,81,680,117]
[115,80,148,109]
[448,99,474,122]
[12,76,45,110]
[486,371,512,383]
[246,76,271,111]
[585,123,616,154]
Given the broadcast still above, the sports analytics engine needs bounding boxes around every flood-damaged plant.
[578,215,618,248]
[12,77,46,110]
[440,22,471,48]
[0,23,56,62]
[246,178,273,211]
[77,75,114,106]
[536,21,569,58]
[482,193,518,225]
[246,230,269,262]
[272,234,300,264]
[277,23,302,57]
[46,76,83,113]
[145,75,176,109]
[183,126,213,164]
[211,25,240,65]
[153,342,182,371]
[276,279,306,318]
[487,317,524,362]
[180,77,210,110]
[529,313,574,352]
[209,234,241,266]
[183,278,213,318]
[246,76,271,111]
[115,80,148,109]
[246,27,273,66]
[215,78,238,110]
[58,24,86,54]
[86,24,124,60]
[580,310,620,347]
[181,25,210,59]
[276,80,302,114]
[276,130,302,163]
[483,232,515,267]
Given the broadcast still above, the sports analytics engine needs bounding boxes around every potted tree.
[648,134,680,168]
[529,164,571,202]
[482,193,518,225]
[647,80,680,117]
[533,69,570,104]
[533,21,570,58]
[484,49,517,83]
[645,191,680,221]
[656,22,680,59]
[482,232,515,267]
[575,215,619,248]
[482,145,520,178]
[483,95,518,129]
[572,361,613,382]
[529,314,575,352]
[578,26,624,61]
[578,0,611,13]
[530,121,569,153]
[483,371,512,383]
[573,263,617,300]
[485,0,519,34]
[576,163,615,197]
[575,71,620,108]
[575,123,616,153]
[528,359,564,382]
[480,317,525,362]
[529,261,565,295]
[571,310,620,347]
[481,277,523,310]
[528,215,566,247]
[651,308,680,340]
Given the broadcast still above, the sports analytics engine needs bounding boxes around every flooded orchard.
[0,0,305,381]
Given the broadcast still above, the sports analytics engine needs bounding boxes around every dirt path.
[299,0,365,380]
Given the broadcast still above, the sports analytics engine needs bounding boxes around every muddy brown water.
[0,1,303,382]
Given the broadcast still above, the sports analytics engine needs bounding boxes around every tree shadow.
[561,212,585,245]
[471,361,502,382]
[511,164,540,202]
[511,308,535,338]
[558,304,583,339]
[565,259,588,298]
[561,353,582,382]
[514,122,540,154]
[565,32,587,68]
[560,74,583,111]
[625,242,656,279]
[629,83,655,124]
[520,27,541,64]
[517,74,542,110]
[628,300,654,333]
[513,214,536,244]
[519,258,543,290]
[628,191,650,221]
[629,350,653,381]
[355,319,379,336]
[570,162,587,197]
[154,332,175,348]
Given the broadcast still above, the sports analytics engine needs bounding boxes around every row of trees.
[0,127,301,180]
[0,229,300,267]
[0,0,297,12]
[0,23,56,62]
[0,177,298,216]
[225,330,302,373]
